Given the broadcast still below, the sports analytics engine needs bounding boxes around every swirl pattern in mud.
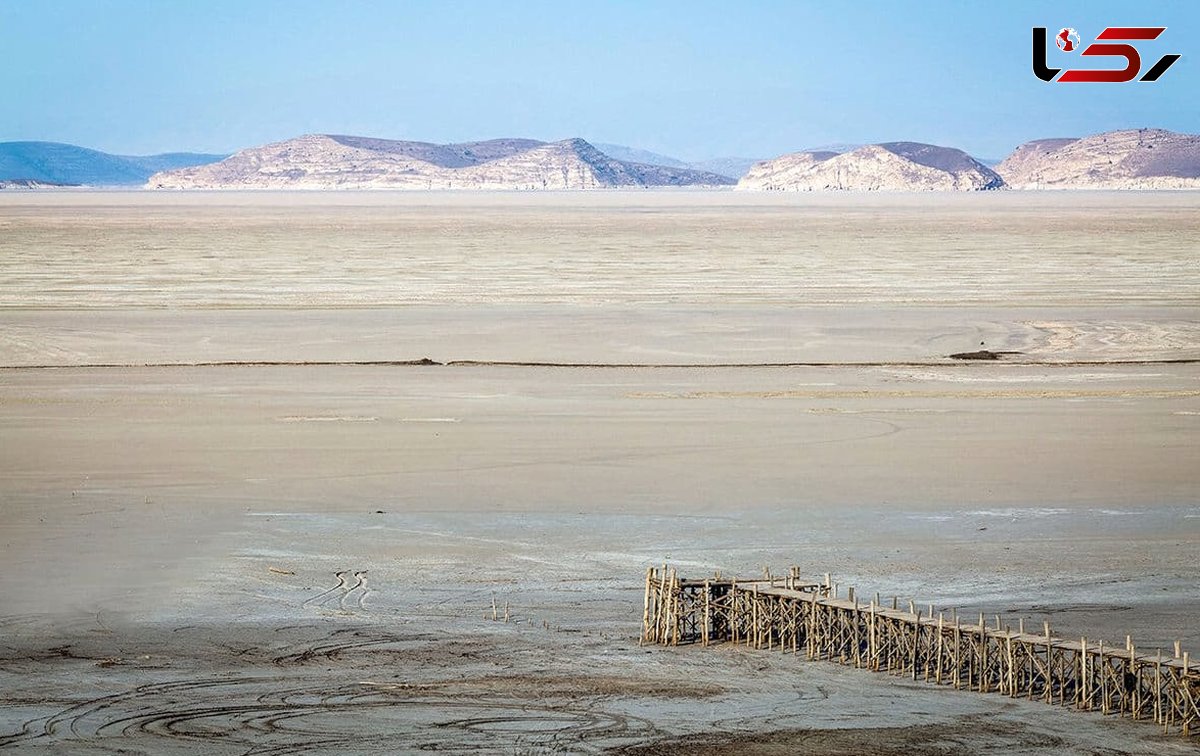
[0,624,681,754]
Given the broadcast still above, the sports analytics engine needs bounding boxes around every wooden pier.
[641,566,1199,738]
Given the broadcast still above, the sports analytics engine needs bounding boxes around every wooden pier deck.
[641,566,1199,738]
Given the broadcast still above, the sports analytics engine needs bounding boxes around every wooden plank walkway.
[641,566,1199,738]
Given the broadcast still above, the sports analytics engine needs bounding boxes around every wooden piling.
[641,565,1198,740]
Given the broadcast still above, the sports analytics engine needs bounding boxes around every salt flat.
[1,191,1197,308]
[0,192,1197,754]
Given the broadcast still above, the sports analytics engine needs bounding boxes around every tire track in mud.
[0,677,266,746]
[4,672,665,753]
[270,636,408,667]
[0,613,679,753]
[301,570,371,613]
[242,697,663,756]
[0,612,687,752]
[340,571,369,611]
[0,626,409,747]
[300,571,351,609]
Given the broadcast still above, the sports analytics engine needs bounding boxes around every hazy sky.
[1,1,1196,160]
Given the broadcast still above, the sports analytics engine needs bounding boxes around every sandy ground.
[0,192,1198,754]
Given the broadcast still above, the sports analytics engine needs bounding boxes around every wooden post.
[852,597,861,667]
[1084,638,1094,710]
[1044,621,1053,705]
[1130,641,1138,719]
[868,601,877,671]
[809,591,818,660]
[791,597,797,652]
[641,567,652,643]
[1100,640,1108,714]
[767,591,774,651]
[936,613,945,685]
[673,570,682,646]
[662,571,671,646]
[912,608,921,681]
[703,579,711,647]
[665,570,672,646]
[752,584,759,649]
[662,570,673,646]
[1182,652,1191,736]
[724,580,734,648]
[980,620,989,694]
[953,615,961,690]
[1155,650,1162,725]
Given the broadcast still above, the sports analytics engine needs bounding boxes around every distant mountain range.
[996,129,1200,189]
[736,129,1198,191]
[0,178,78,189]
[737,142,1003,191]
[2,129,1197,190]
[0,142,227,186]
[147,135,735,189]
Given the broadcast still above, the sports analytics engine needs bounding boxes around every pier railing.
[641,566,1199,738]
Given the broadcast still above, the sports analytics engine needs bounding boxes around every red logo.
[1033,27,1181,82]
[1056,28,1080,52]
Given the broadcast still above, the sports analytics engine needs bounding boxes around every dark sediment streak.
[1,357,1198,371]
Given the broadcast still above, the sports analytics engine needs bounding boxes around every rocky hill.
[0,178,79,189]
[593,143,761,180]
[148,135,734,189]
[0,142,225,186]
[996,129,1200,189]
[737,142,1003,191]
[593,143,687,169]
[687,156,762,180]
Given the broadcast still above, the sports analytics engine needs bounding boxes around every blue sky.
[1,1,1195,160]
